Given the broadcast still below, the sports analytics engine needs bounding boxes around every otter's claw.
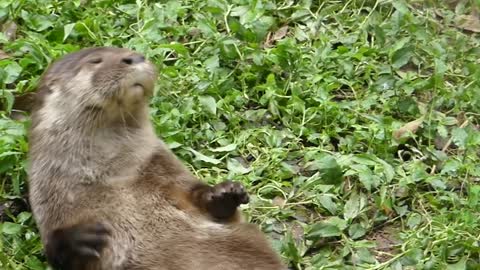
[204,181,250,219]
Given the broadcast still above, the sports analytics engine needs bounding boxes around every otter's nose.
[121,54,145,65]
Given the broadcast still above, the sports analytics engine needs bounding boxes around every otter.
[27,47,285,270]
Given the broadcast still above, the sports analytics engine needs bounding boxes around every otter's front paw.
[45,222,110,270]
[205,181,250,220]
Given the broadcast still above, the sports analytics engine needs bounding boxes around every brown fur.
[27,47,285,270]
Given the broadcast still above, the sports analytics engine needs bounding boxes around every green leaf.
[407,213,422,229]
[358,170,376,191]
[186,148,221,164]
[166,141,182,149]
[25,256,45,270]
[446,257,467,270]
[434,58,448,76]
[443,117,459,126]
[17,212,32,224]
[281,232,302,264]
[392,1,410,14]
[2,62,22,84]
[0,89,15,112]
[318,195,337,215]
[199,95,217,115]
[344,192,366,221]
[428,179,446,190]
[348,223,367,239]
[307,155,343,185]
[391,46,413,69]
[0,32,8,43]
[325,216,347,231]
[21,11,55,32]
[227,158,251,175]
[157,43,189,56]
[2,222,22,235]
[210,143,237,152]
[452,127,468,148]
[0,0,13,8]
[0,151,22,158]
[230,6,249,17]
[204,55,219,73]
[63,23,76,41]
[308,222,342,238]
[441,159,462,174]
[468,185,480,206]
[400,248,423,266]
[353,248,376,264]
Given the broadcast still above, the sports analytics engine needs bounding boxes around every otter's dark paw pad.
[205,181,249,219]
[209,181,250,205]
[46,222,110,269]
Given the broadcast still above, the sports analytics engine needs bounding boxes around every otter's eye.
[88,58,103,64]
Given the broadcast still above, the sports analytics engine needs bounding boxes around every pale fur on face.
[33,47,157,131]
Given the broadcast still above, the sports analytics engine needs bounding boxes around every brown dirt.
[366,224,401,263]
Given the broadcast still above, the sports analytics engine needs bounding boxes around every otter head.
[33,47,157,129]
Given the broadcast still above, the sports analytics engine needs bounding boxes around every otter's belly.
[114,188,208,269]
[110,188,282,270]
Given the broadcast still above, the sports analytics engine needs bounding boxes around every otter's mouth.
[128,79,153,97]
[122,64,156,98]
[131,82,147,93]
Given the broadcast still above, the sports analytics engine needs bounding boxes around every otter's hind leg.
[45,222,110,270]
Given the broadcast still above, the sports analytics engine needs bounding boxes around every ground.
[0,0,480,269]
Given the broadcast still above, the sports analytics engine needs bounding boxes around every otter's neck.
[29,106,159,185]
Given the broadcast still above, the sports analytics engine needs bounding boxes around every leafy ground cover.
[1,0,480,269]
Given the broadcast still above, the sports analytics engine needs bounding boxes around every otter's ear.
[9,83,52,120]
[9,92,36,120]
[30,80,54,111]
[7,76,55,120]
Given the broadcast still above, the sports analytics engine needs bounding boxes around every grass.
[1,0,480,269]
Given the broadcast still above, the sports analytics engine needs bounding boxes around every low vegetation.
[1,0,479,269]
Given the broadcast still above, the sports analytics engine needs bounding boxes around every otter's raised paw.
[45,222,110,270]
[205,181,249,220]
